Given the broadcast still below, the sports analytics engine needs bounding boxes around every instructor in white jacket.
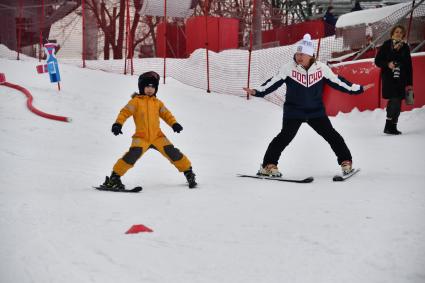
[244,33,374,177]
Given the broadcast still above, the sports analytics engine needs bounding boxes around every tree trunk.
[111,7,118,58]
[114,0,126,59]
[84,0,99,59]
[129,0,143,58]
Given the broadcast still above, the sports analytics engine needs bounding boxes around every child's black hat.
[138,71,160,95]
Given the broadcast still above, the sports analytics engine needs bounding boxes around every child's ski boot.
[101,172,125,191]
[184,168,197,188]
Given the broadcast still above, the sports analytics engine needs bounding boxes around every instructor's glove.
[111,123,123,136]
[172,123,183,133]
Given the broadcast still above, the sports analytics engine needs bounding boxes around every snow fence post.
[0,73,5,84]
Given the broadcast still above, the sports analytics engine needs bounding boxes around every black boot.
[393,123,402,135]
[102,171,125,190]
[184,168,197,189]
[384,120,401,135]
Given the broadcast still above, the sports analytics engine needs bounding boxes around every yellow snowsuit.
[112,94,191,176]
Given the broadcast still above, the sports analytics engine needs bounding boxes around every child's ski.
[93,186,143,193]
[237,174,314,183]
[332,168,360,182]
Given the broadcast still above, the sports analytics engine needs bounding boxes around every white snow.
[1,54,425,283]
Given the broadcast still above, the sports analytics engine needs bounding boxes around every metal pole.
[82,0,86,68]
[39,0,44,62]
[316,37,321,60]
[128,0,134,75]
[124,0,130,75]
[412,39,425,52]
[17,0,23,60]
[163,0,167,84]
[204,0,211,93]
[130,9,135,75]
[406,0,416,43]
[246,0,256,100]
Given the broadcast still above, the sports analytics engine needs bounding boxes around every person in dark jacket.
[243,34,374,177]
[351,1,363,12]
[374,25,413,135]
[323,6,337,36]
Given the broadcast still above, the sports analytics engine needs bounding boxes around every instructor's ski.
[332,168,360,182]
[93,186,143,193]
[237,174,314,183]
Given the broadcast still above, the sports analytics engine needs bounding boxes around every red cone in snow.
[125,224,153,234]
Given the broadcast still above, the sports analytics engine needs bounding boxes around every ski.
[332,168,360,182]
[237,174,314,183]
[93,186,143,193]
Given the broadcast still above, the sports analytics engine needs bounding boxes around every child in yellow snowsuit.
[101,71,197,190]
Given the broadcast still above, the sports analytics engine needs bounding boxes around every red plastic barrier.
[156,22,186,58]
[2,81,71,122]
[323,53,425,116]
[186,16,239,55]
[323,61,381,116]
[0,73,5,84]
[262,29,277,45]
[276,20,325,46]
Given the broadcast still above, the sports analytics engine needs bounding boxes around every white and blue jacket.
[255,60,364,119]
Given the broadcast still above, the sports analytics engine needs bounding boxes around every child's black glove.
[172,123,183,133]
[111,123,123,136]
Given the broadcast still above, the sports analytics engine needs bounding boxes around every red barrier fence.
[323,61,381,116]
[186,16,239,55]
[397,54,425,112]
[324,53,425,116]
[156,23,186,58]
[276,20,326,46]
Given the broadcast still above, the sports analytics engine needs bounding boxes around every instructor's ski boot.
[341,160,353,175]
[102,171,125,191]
[184,168,197,189]
[257,164,282,177]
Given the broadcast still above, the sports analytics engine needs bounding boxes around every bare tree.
[84,0,99,59]
[85,0,126,59]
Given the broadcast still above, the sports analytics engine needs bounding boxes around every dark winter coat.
[351,2,362,12]
[323,11,337,36]
[254,59,364,119]
[374,39,413,99]
[323,11,337,26]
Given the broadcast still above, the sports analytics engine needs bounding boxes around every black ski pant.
[386,97,402,123]
[262,116,352,167]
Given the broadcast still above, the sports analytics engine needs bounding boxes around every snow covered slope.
[1,56,425,283]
